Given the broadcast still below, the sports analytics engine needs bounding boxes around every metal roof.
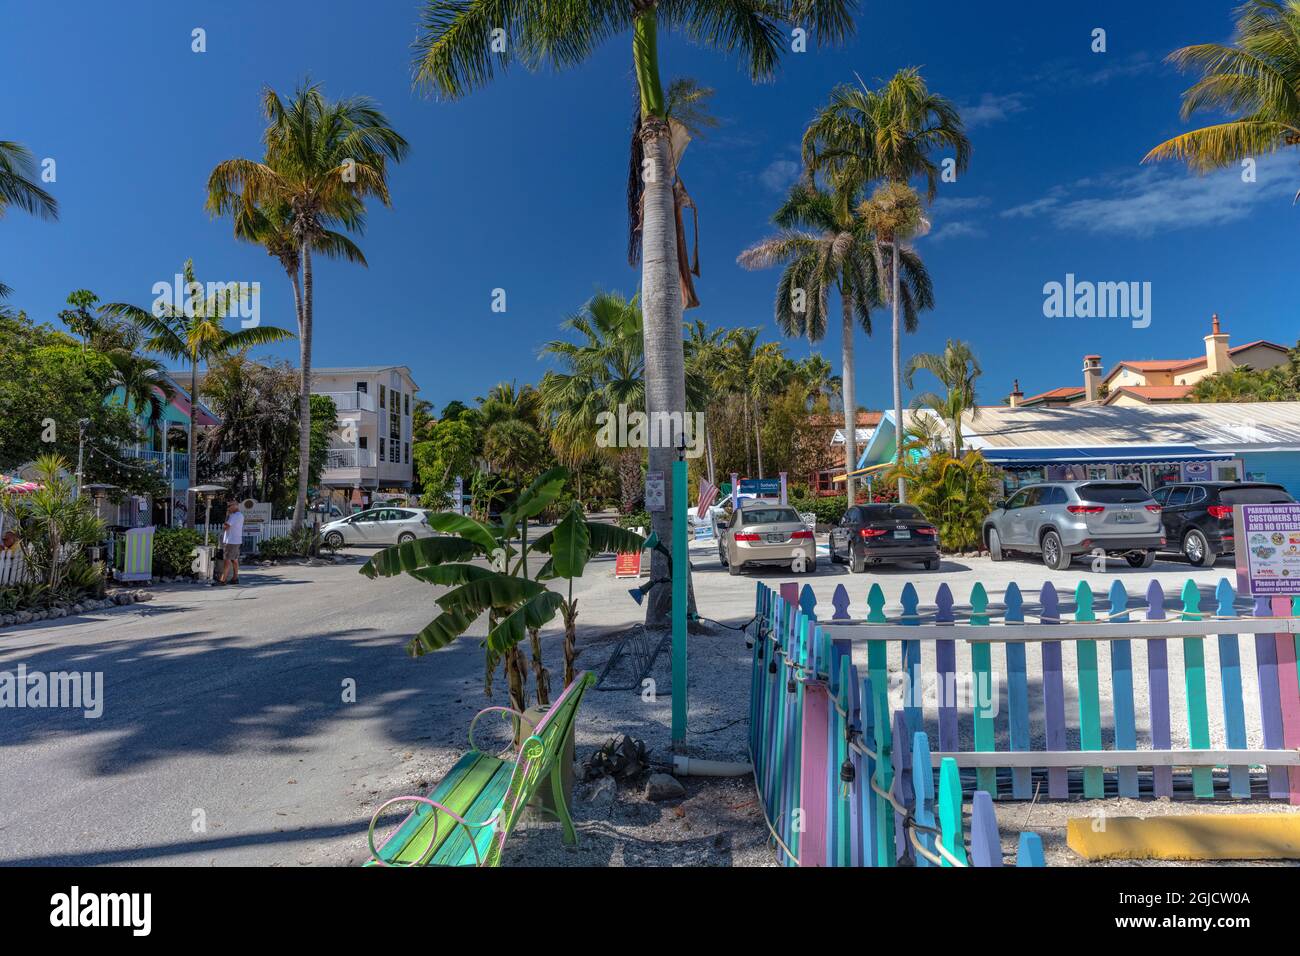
[980,445,1232,467]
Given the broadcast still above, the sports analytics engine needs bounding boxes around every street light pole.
[75,418,89,499]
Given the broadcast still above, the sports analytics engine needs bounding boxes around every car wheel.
[728,559,742,576]
[850,547,865,574]
[324,531,344,548]
[1041,530,1071,571]
[987,528,1004,562]
[1126,550,1156,569]
[1183,530,1215,567]
[718,546,728,568]
[923,558,940,571]
[397,532,416,545]
[828,539,840,564]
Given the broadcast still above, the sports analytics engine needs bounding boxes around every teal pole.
[671,456,688,749]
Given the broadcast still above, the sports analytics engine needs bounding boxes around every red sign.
[614,550,643,578]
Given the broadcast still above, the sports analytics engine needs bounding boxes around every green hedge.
[154,528,202,578]
[789,495,847,527]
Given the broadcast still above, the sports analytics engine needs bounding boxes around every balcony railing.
[325,447,377,469]
[118,447,189,480]
[315,390,376,412]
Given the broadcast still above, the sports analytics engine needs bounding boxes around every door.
[348,509,381,543]
[1162,486,1191,545]
[1005,488,1038,546]
[832,507,859,559]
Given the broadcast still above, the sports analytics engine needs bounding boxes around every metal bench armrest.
[467,706,537,756]
[367,795,504,868]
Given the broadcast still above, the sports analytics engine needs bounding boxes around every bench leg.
[550,765,578,847]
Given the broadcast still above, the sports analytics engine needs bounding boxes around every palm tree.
[103,259,293,526]
[740,182,926,502]
[905,339,981,455]
[206,82,408,531]
[803,69,969,501]
[1145,0,1300,180]
[1,140,58,296]
[412,0,856,625]
[105,351,177,440]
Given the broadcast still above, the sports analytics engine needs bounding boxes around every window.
[404,442,409,464]
[1151,487,1171,506]
[1187,487,1207,506]
[356,381,367,394]
[379,384,386,409]
[1221,486,1294,505]
[740,507,801,525]
[1005,490,1030,510]
[379,437,386,460]
[404,392,410,416]
[1165,487,1190,508]
[358,436,367,449]
[1077,482,1151,504]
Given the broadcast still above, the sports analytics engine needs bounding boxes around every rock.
[15,612,32,624]
[585,776,618,807]
[71,604,84,615]
[645,773,686,802]
[135,590,153,602]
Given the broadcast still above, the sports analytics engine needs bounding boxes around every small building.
[1009,315,1289,408]
[855,402,1300,499]
[313,365,419,503]
[804,411,881,496]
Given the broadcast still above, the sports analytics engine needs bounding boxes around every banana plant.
[360,467,644,712]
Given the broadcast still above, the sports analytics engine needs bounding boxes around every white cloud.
[759,158,800,194]
[1000,157,1295,236]
[961,93,1027,130]
[928,221,986,243]
[929,195,991,216]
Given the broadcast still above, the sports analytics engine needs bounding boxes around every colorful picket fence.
[749,575,1300,867]
[749,580,1045,867]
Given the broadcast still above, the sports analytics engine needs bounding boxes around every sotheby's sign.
[1234,503,1300,597]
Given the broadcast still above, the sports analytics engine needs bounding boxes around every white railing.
[316,390,375,412]
[0,549,30,586]
[119,447,189,480]
[196,519,295,552]
[325,447,377,469]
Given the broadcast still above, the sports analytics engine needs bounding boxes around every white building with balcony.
[313,365,419,499]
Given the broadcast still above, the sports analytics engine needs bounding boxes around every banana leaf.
[424,512,501,552]
[486,590,565,653]
[501,466,567,526]
[434,573,546,614]
[360,536,479,578]
[407,563,499,587]
[406,605,480,656]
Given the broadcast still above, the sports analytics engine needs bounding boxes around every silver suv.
[982,481,1165,571]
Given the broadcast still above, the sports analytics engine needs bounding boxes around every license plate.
[893,530,910,539]
[765,533,785,543]
[1114,511,1136,523]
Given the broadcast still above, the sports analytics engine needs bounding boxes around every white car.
[320,507,436,548]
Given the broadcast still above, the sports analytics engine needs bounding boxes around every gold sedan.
[718,502,817,575]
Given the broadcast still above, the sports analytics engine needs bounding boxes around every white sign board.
[452,476,464,515]
[645,471,666,512]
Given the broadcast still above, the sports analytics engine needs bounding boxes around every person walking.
[217,500,244,586]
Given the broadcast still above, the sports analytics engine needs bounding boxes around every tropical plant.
[0,455,103,596]
[904,338,981,455]
[153,527,202,578]
[105,351,176,437]
[0,140,58,297]
[360,467,643,712]
[803,69,969,500]
[1145,0,1300,180]
[412,0,856,628]
[206,81,409,530]
[885,443,1000,553]
[103,260,293,524]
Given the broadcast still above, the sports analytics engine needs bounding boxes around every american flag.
[696,478,718,518]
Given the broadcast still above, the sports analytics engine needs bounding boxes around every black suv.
[1152,481,1295,566]
[828,503,940,572]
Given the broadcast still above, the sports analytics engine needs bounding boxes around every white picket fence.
[0,549,30,586]
[195,518,295,554]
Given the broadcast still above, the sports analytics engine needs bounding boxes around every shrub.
[617,509,652,531]
[789,495,847,528]
[154,527,202,578]
[886,447,1000,553]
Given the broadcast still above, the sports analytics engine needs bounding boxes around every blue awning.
[980,445,1231,468]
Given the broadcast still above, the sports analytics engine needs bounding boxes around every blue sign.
[693,521,714,541]
[739,478,781,496]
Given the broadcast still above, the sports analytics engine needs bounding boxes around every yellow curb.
[1068,814,1300,860]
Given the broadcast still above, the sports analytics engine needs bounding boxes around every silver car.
[719,502,817,575]
[982,481,1165,571]
[320,507,436,548]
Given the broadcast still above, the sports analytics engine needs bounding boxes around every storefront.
[980,445,1240,495]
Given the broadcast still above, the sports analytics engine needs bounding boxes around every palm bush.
[0,455,104,596]
[153,527,202,578]
[360,467,644,711]
[885,444,1000,553]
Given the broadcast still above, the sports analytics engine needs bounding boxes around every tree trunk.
[186,356,198,528]
[705,428,716,489]
[292,243,314,531]
[840,293,857,506]
[891,240,905,503]
[528,626,551,707]
[562,595,579,690]
[752,394,764,478]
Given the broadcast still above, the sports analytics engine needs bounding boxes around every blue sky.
[4,1,1296,412]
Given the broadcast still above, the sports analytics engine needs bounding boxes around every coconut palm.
[1145,0,1300,180]
[105,351,177,439]
[803,69,969,501]
[206,82,408,531]
[412,0,856,625]
[905,338,981,455]
[103,260,294,526]
[0,142,58,295]
[739,181,928,501]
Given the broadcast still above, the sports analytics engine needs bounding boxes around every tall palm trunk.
[635,26,685,627]
[751,394,764,477]
[186,355,199,528]
[891,239,905,503]
[840,293,857,506]
[292,243,314,531]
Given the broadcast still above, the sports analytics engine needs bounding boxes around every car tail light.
[734,533,761,541]
[1067,505,1104,514]
[1145,504,1162,514]
[791,530,814,539]
[1207,505,1232,519]
[860,528,887,538]
[916,527,937,536]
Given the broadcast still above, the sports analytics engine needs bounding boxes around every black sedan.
[828,503,940,572]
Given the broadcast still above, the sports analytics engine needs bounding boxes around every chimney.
[1205,313,1231,376]
[1083,354,1102,403]
[1008,379,1023,408]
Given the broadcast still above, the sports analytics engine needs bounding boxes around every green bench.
[365,672,594,867]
